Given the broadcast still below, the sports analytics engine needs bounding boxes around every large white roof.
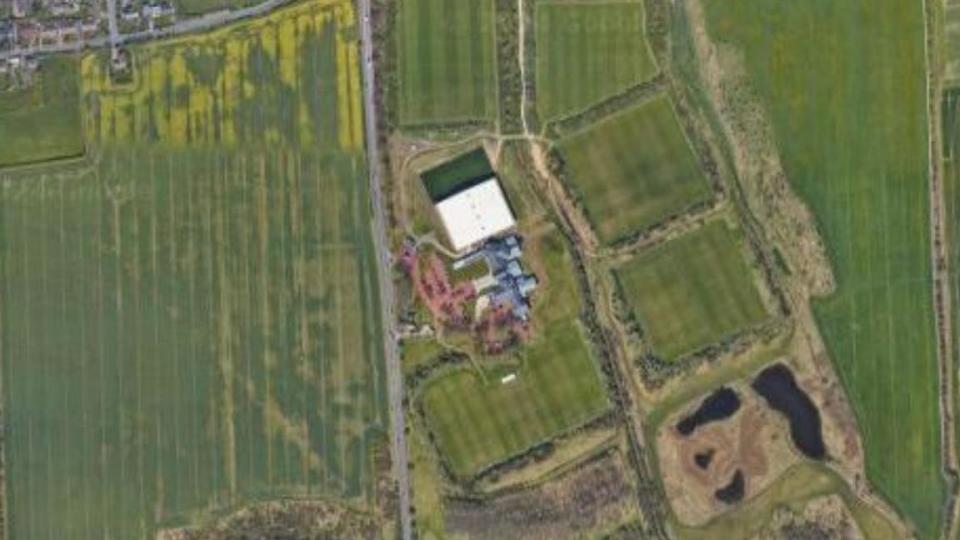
[435,178,516,252]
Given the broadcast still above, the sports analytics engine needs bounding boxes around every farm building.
[454,234,538,321]
[435,177,516,252]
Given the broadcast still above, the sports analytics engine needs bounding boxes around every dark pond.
[694,448,714,470]
[676,387,741,436]
[714,469,744,504]
[751,363,826,460]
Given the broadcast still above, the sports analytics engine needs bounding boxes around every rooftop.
[435,177,516,252]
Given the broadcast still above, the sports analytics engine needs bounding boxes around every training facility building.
[434,177,517,252]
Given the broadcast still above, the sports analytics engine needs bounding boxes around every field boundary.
[932,0,960,531]
[544,74,667,140]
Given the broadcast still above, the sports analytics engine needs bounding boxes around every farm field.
[615,219,767,362]
[535,0,657,121]
[702,1,943,536]
[0,56,83,166]
[419,229,609,477]
[396,0,496,126]
[558,94,712,243]
[0,1,386,538]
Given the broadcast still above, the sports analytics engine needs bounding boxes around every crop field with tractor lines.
[0,1,387,537]
[703,1,943,536]
[534,0,657,122]
[557,94,712,244]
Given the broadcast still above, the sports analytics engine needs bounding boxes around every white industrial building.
[435,178,516,252]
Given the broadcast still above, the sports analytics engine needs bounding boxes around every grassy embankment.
[0,56,83,166]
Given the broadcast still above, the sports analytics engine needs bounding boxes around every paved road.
[105,0,120,53]
[0,0,292,61]
[356,1,413,539]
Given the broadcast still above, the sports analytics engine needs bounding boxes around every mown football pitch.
[558,94,711,244]
[419,228,609,477]
[615,219,767,361]
[703,0,943,536]
[0,1,387,537]
[535,0,657,121]
[396,0,496,126]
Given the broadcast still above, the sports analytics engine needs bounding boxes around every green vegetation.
[535,0,657,121]
[172,0,258,16]
[673,463,900,540]
[421,321,606,477]
[419,229,609,477]
[401,338,447,375]
[396,0,497,125]
[421,146,494,201]
[558,94,711,243]
[947,0,960,86]
[0,56,83,166]
[0,3,386,538]
[702,1,943,535]
[615,219,767,361]
[944,89,960,474]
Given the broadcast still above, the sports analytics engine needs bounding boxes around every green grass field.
[615,219,767,361]
[943,88,960,489]
[703,1,943,536]
[421,146,494,201]
[396,0,497,125]
[419,229,609,477]
[558,94,712,243]
[0,2,387,538]
[946,0,960,87]
[173,0,259,16]
[0,56,83,166]
[535,0,657,121]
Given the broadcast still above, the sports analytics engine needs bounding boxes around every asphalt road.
[356,1,414,539]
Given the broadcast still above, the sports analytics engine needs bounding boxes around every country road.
[356,1,414,540]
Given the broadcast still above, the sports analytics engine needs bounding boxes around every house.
[455,234,539,321]
[142,1,175,19]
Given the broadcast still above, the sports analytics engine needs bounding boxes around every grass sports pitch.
[535,0,657,121]
[0,1,387,537]
[615,219,768,362]
[396,0,496,126]
[420,146,494,201]
[419,228,609,477]
[0,56,83,167]
[703,0,944,535]
[558,94,712,244]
